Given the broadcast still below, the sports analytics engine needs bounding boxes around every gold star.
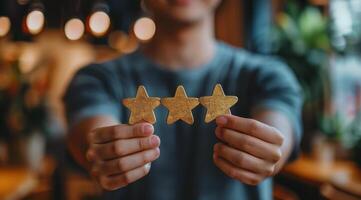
[161,86,199,125]
[122,86,160,125]
[200,84,238,123]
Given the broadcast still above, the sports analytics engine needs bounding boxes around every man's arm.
[252,110,294,173]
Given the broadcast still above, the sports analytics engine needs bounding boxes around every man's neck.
[142,15,216,70]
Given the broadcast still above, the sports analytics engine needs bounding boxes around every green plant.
[271,1,331,135]
[271,1,361,151]
[347,110,361,146]
[319,112,346,140]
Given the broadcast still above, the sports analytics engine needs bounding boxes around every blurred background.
[0,0,361,199]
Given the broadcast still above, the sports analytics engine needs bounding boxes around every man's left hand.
[213,115,284,185]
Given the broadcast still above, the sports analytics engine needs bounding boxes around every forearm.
[67,115,119,171]
[252,110,294,174]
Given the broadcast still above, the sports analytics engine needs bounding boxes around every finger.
[97,148,160,176]
[216,115,283,145]
[214,143,275,176]
[213,154,263,186]
[93,135,161,160]
[90,123,154,144]
[99,163,151,191]
[215,127,282,162]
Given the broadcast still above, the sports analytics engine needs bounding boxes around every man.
[64,0,302,199]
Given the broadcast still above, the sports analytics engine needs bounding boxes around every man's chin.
[169,0,193,6]
[157,10,207,25]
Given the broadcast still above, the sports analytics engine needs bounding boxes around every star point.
[122,86,160,125]
[199,84,238,123]
[161,86,199,125]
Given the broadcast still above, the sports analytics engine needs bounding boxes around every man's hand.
[213,115,284,185]
[86,123,161,190]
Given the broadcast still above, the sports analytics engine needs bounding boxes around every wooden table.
[0,167,38,200]
[281,154,361,198]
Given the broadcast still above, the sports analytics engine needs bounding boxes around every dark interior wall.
[215,0,243,47]
[1,0,141,29]
[216,0,273,53]
[1,0,274,53]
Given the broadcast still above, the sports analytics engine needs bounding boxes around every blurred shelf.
[0,167,38,200]
[281,154,361,198]
[0,155,56,200]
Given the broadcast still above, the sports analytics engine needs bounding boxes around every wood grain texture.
[215,0,243,47]
[122,86,160,124]
[161,86,199,125]
[199,84,238,123]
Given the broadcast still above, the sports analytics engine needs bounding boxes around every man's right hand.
[86,123,161,191]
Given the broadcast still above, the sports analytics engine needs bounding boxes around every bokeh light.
[26,10,45,35]
[64,18,85,41]
[133,17,156,41]
[0,16,11,37]
[89,11,111,37]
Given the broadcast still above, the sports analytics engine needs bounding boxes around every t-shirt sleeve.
[249,59,303,161]
[63,64,121,128]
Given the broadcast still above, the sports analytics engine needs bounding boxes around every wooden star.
[122,86,160,125]
[161,86,199,125]
[199,84,238,123]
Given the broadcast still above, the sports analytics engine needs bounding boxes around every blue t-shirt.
[64,42,303,200]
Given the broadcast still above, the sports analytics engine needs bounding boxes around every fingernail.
[216,116,228,126]
[151,135,160,146]
[143,124,154,134]
[155,147,160,156]
[145,163,151,170]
